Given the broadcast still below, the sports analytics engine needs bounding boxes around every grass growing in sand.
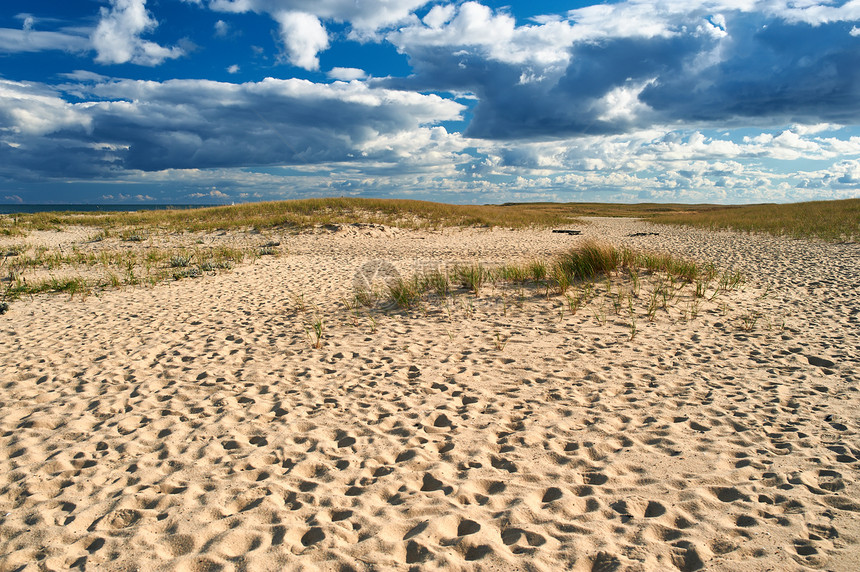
[345,240,748,342]
[1,198,590,235]
[651,198,859,242]
[2,196,847,310]
[327,240,760,354]
[1,243,252,301]
[371,241,723,311]
[0,198,710,235]
[344,241,731,327]
[304,314,325,349]
[0,199,591,307]
[2,197,854,241]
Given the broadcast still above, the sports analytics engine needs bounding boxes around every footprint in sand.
[793,538,818,556]
[373,466,394,477]
[490,455,517,473]
[457,519,481,536]
[331,509,353,522]
[670,540,705,572]
[735,515,758,527]
[164,534,195,557]
[501,527,546,552]
[405,540,429,563]
[420,473,450,494]
[336,435,356,448]
[712,487,749,503]
[583,472,608,486]
[300,527,325,547]
[464,544,493,561]
[103,509,141,530]
[86,538,105,554]
[590,550,621,572]
[482,480,506,495]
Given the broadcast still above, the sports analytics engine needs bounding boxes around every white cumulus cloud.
[189,188,230,198]
[390,2,579,66]
[0,80,92,136]
[209,0,429,32]
[214,19,230,36]
[273,11,329,70]
[327,67,367,81]
[91,0,184,66]
[423,4,456,29]
[770,0,860,25]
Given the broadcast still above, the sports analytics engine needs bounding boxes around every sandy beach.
[1,217,858,571]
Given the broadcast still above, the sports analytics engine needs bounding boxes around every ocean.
[0,204,219,215]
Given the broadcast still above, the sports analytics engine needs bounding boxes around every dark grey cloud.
[388,9,860,140]
[0,78,462,178]
[0,138,116,183]
[640,18,860,125]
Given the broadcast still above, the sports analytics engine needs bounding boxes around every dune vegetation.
[2,197,854,241]
[0,197,853,301]
[0,198,586,235]
[650,198,859,242]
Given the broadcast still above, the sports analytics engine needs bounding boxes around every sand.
[1,218,858,571]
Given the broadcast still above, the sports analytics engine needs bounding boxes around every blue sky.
[1,1,860,204]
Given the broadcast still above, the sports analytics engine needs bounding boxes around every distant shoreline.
[0,204,220,215]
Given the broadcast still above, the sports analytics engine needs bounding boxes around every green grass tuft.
[388,276,422,309]
[456,264,488,296]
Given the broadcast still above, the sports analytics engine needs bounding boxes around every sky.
[1,1,860,205]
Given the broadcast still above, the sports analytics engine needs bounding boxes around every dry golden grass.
[3,199,585,234]
[2,197,854,241]
[0,242,251,301]
[0,199,735,235]
[651,199,859,242]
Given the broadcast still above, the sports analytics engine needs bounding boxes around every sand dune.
[1,218,858,571]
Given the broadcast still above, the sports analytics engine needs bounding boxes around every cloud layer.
[388,1,860,138]
[1,1,860,204]
[0,77,464,180]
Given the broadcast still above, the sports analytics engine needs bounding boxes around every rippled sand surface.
[1,218,858,571]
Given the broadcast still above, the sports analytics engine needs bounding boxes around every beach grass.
[0,198,744,236]
[4,198,854,241]
[651,198,859,241]
[1,197,851,305]
[3,198,591,233]
[378,241,731,312]
[346,239,757,346]
[1,244,248,301]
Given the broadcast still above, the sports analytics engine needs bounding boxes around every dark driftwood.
[552,229,582,235]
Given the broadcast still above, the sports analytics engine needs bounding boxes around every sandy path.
[0,219,858,571]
